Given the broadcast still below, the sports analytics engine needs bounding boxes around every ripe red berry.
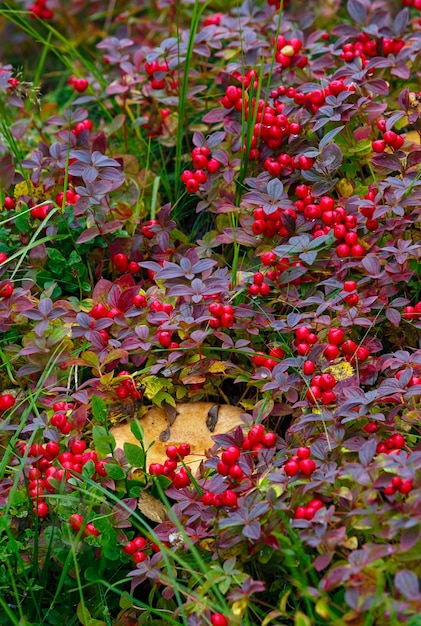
[261,432,276,447]
[229,464,244,480]
[0,394,15,411]
[132,550,147,563]
[211,614,228,626]
[299,458,316,476]
[323,344,339,361]
[69,513,83,531]
[297,446,311,460]
[327,328,345,345]
[284,460,300,476]
[248,424,264,444]
[221,446,240,466]
[399,479,413,495]
[303,360,316,376]
[166,446,179,460]
[222,489,238,507]
[201,491,215,505]
[122,541,137,555]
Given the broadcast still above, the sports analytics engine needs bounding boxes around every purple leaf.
[394,570,420,600]
[347,0,367,24]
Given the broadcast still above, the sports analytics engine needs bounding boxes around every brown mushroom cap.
[110,402,244,468]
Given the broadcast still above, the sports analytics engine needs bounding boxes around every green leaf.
[130,419,144,442]
[124,442,145,468]
[105,463,125,480]
[92,425,115,454]
[154,391,176,408]
[91,394,107,423]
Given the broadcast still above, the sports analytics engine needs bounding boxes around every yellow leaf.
[294,611,312,626]
[143,375,165,399]
[315,598,330,619]
[208,361,228,374]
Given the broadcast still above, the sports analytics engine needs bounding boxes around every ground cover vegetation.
[1,0,421,623]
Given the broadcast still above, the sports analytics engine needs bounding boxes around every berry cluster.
[149,444,192,487]
[155,329,179,349]
[342,280,359,306]
[372,121,405,154]
[122,535,159,563]
[294,498,324,520]
[208,302,235,329]
[305,371,338,405]
[55,188,80,207]
[50,401,76,435]
[275,80,354,115]
[251,207,296,238]
[72,118,93,137]
[29,0,54,19]
[274,35,307,70]
[201,488,238,508]
[19,438,107,519]
[263,152,313,177]
[220,70,302,159]
[359,188,380,233]
[376,432,405,455]
[252,345,285,370]
[402,0,421,8]
[115,371,143,400]
[181,146,222,194]
[340,34,404,67]
[383,476,413,496]
[144,59,176,91]
[248,271,271,297]
[69,513,100,538]
[284,446,316,477]
[112,253,141,274]
[68,75,89,93]
[402,301,421,320]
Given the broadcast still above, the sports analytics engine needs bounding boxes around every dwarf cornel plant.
[2,0,421,623]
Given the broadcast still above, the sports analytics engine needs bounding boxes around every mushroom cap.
[110,402,244,468]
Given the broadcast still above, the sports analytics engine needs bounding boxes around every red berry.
[399,479,413,495]
[319,373,336,390]
[248,424,264,444]
[303,360,316,376]
[327,328,345,345]
[299,458,316,476]
[221,446,240,466]
[222,489,238,507]
[44,441,60,460]
[323,344,339,361]
[261,432,276,447]
[166,446,179,460]
[297,447,311,460]
[201,491,215,505]
[178,443,191,458]
[69,513,83,531]
[294,506,308,519]
[0,394,15,411]
[122,541,137,555]
[229,464,244,480]
[284,460,300,476]
[211,614,228,626]
[217,461,230,476]
[71,440,86,455]
[132,550,147,563]
[34,502,49,518]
